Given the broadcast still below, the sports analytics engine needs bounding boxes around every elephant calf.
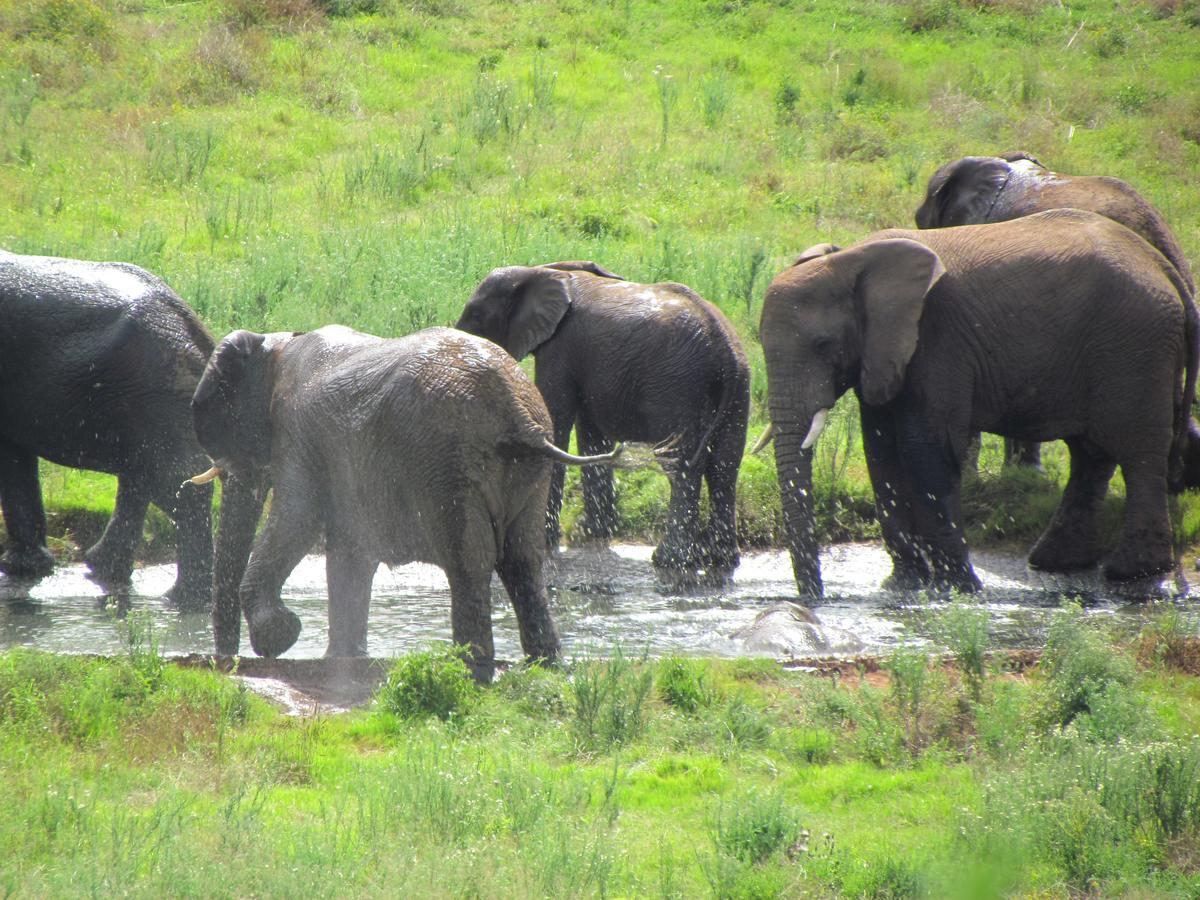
[0,251,215,605]
[456,260,750,584]
[760,209,1196,597]
[191,325,623,675]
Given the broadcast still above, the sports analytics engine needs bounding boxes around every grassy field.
[1,0,1199,556]
[2,607,1200,896]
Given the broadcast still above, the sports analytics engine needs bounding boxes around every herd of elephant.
[0,151,1196,676]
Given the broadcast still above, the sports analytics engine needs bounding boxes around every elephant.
[915,151,1197,470]
[190,324,626,675]
[0,251,216,606]
[455,260,751,583]
[758,209,1196,598]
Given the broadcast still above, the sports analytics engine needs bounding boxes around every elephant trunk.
[774,430,822,598]
[210,469,268,655]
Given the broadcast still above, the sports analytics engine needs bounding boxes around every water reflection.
[0,543,1193,659]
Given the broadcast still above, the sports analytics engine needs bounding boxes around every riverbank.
[2,612,1200,897]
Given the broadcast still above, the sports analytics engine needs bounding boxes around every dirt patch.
[173,655,394,712]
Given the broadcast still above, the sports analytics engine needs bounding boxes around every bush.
[378,646,478,721]
[570,647,653,749]
[1036,605,1135,733]
[495,662,570,717]
[711,790,802,864]
[934,599,990,703]
[657,656,717,714]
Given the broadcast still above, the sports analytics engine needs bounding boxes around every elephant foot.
[246,604,303,658]
[213,628,240,657]
[83,545,134,591]
[929,568,983,595]
[1102,546,1175,582]
[0,545,55,579]
[880,565,929,593]
[163,578,212,613]
[1028,531,1102,573]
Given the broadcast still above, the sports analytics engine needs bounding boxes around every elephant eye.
[811,335,835,355]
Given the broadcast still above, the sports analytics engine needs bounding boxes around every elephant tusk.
[185,466,222,487]
[750,423,776,455]
[801,409,830,450]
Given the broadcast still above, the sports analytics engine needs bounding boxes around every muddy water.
[0,543,1194,660]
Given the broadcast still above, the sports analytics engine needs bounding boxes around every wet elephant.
[0,251,215,606]
[191,325,625,676]
[455,261,750,584]
[915,151,1198,471]
[759,210,1196,597]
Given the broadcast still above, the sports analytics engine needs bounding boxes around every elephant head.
[759,239,945,596]
[455,261,624,360]
[191,329,297,656]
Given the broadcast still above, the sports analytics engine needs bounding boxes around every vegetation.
[3,610,1200,895]
[1,0,1198,560]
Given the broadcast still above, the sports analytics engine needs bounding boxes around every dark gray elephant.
[455,261,750,583]
[0,251,215,605]
[759,210,1196,598]
[191,325,625,675]
[915,152,1198,470]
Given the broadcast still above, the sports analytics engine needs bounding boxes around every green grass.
[3,610,1200,896]
[2,0,1199,559]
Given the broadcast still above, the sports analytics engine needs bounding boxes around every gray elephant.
[915,152,1198,470]
[455,261,750,583]
[758,210,1196,598]
[191,325,624,675]
[0,251,215,605]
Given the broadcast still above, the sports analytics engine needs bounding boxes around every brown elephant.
[455,261,750,584]
[191,325,624,677]
[759,210,1196,598]
[915,152,1198,471]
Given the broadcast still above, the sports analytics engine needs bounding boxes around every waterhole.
[0,543,1193,659]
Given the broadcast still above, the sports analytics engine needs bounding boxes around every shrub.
[711,790,801,863]
[934,599,990,703]
[570,647,653,749]
[1036,604,1135,732]
[657,656,717,714]
[887,643,930,752]
[495,662,570,717]
[378,645,477,721]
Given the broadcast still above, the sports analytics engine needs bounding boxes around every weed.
[657,656,717,714]
[711,789,801,864]
[1137,608,1200,674]
[698,70,733,128]
[719,696,774,750]
[887,643,930,753]
[495,662,570,717]
[377,645,478,721]
[570,646,653,749]
[652,64,678,148]
[1037,603,1135,733]
[934,599,990,704]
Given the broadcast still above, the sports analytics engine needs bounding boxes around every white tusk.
[749,423,776,455]
[801,409,830,450]
[185,466,222,486]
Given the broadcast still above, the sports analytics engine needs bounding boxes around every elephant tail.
[1168,268,1199,493]
[677,334,750,476]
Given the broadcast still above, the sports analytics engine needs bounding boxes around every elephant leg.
[156,478,214,611]
[211,471,268,656]
[897,413,981,593]
[0,441,54,578]
[701,416,745,582]
[651,455,704,577]
[84,476,150,589]
[325,548,375,657]
[1005,439,1044,470]
[240,475,319,658]
[1028,439,1114,572]
[575,410,618,542]
[860,405,931,590]
[497,511,561,665]
[1104,455,1175,580]
[446,564,497,683]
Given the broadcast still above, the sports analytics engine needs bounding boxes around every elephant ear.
[506,268,575,360]
[539,260,626,281]
[847,239,946,407]
[917,156,1011,228]
[793,243,840,267]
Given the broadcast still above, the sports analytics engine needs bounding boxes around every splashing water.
[0,543,1194,660]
